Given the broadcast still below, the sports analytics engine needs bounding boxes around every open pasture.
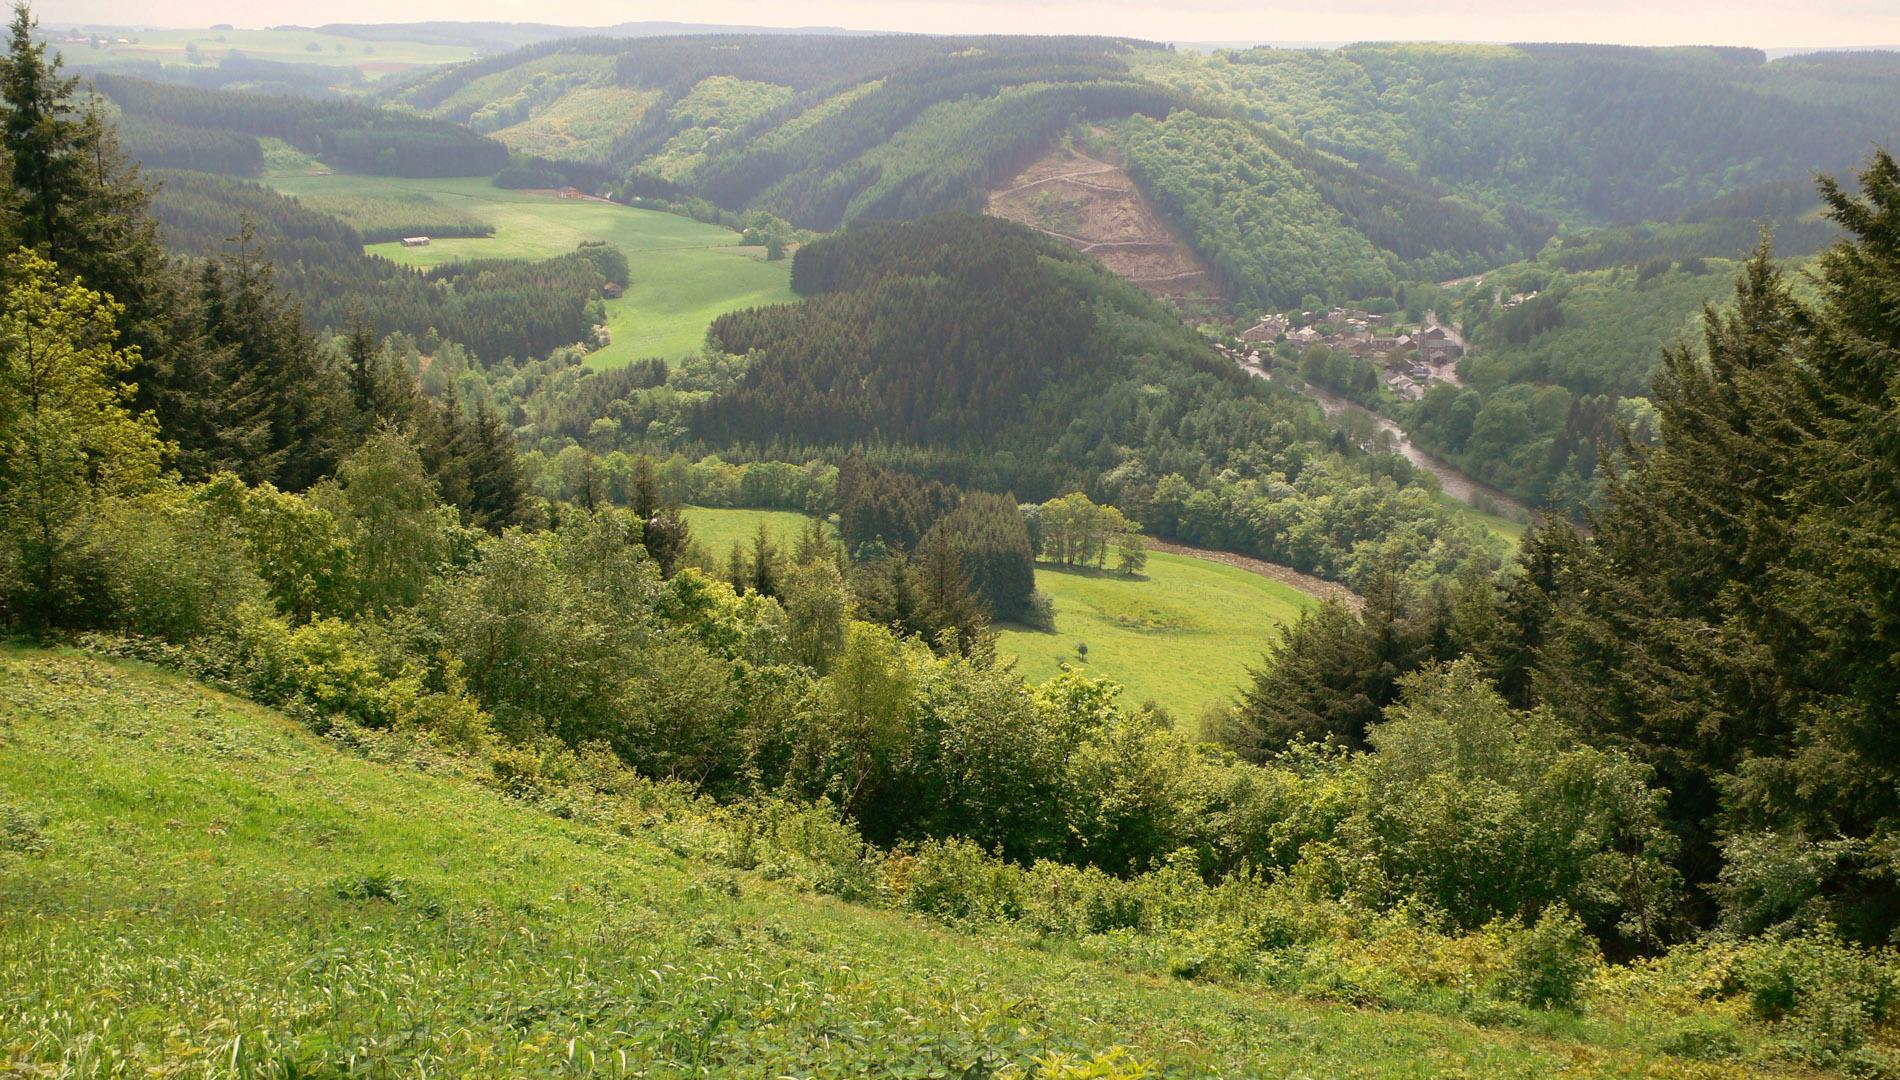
[269,174,796,365]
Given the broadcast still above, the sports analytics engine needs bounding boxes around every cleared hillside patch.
[987,140,1219,303]
[268,174,795,365]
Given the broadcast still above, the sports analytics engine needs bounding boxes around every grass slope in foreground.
[0,649,1724,1076]
[268,174,796,367]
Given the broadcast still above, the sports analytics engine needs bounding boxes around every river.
[1236,361,1534,520]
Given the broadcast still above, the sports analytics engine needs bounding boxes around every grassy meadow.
[268,174,796,366]
[0,648,1756,1076]
[1439,492,1530,543]
[51,27,474,80]
[683,505,831,561]
[682,507,1313,722]
[998,550,1313,724]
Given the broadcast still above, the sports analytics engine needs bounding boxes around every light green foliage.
[0,250,164,630]
[491,85,662,162]
[1035,491,1137,568]
[310,430,463,615]
[269,174,795,366]
[258,136,327,176]
[422,51,618,124]
[1501,905,1601,1009]
[89,489,263,642]
[643,76,796,182]
[1350,661,1680,942]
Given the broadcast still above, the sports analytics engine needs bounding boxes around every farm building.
[401,236,431,247]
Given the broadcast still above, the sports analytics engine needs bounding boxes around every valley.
[8,14,1900,1076]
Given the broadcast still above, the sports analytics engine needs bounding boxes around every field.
[1439,492,1530,543]
[998,550,1314,724]
[683,505,829,560]
[267,174,797,366]
[48,27,474,81]
[0,648,1733,1075]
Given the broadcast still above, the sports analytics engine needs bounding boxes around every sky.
[36,0,1900,50]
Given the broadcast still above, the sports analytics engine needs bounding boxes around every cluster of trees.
[114,112,265,175]
[95,73,509,177]
[0,7,527,580]
[835,459,1038,627]
[1026,491,1145,574]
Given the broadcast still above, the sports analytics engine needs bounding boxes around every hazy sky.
[39,0,1900,49]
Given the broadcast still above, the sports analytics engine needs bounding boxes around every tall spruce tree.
[1536,151,1900,940]
[2,6,180,424]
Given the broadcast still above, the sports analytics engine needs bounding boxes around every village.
[1214,306,1471,402]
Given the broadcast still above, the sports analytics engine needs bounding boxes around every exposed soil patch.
[988,145,1219,303]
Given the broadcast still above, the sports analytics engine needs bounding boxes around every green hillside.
[0,648,1787,1076]
[268,174,795,366]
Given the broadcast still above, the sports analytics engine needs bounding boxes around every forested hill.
[1137,43,1900,225]
[698,214,1503,587]
[366,34,1900,309]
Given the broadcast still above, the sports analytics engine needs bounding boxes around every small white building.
[401,236,431,248]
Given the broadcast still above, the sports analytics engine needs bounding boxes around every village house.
[1239,314,1290,343]
[1385,372,1423,401]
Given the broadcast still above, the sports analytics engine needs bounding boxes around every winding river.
[1236,361,1535,521]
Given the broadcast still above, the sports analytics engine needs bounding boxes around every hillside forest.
[5,7,1900,1075]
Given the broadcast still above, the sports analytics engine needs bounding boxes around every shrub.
[92,492,263,642]
[903,836,1023,924]
[1735,929,1897,1065]
[1497,904,1599,1009]
[1351,661,1680,942]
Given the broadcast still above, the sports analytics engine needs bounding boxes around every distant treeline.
[97,74,508,177]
